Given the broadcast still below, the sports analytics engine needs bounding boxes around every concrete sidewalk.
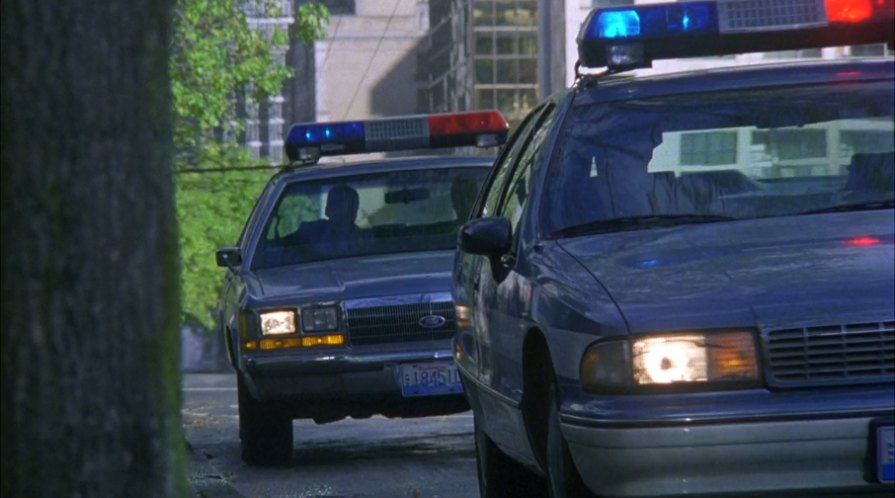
[186,439,244,498]
[182,332,238,496]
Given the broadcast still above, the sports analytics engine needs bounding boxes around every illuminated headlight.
[581,331,760,393]
[300,305,339,333]
[259,310,297,336]
[455,304,472,329]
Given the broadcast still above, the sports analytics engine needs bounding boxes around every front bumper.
[243,346,454,396]
[565,414,893,497]
[239,346,467,420]
[560,385,894,497]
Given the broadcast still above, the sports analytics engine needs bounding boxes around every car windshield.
[251,166,488,269]
[543,81,895,238]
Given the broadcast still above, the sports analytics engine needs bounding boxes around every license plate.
[399,362,463,397]
[877,425,894,484]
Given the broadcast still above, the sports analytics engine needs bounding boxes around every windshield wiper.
[548,214,736,239]
[799,199,894,215]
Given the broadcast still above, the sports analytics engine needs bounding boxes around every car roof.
[572,57,895,105]
[267,154,496,186]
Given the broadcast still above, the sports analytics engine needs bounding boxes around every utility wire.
[317,12,342,87]
[342,0,401,119]
[174,164,280,174]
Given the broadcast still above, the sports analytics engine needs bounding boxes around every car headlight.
[259,310,297,336]
[300,305,339,333]
[580,330,760,393]
[455,304,472,329]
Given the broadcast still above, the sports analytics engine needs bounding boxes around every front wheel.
[237,374,293,465]
[546,382,591,498]
[474,413,546,497]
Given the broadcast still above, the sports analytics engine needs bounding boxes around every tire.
[237,374,293,466]
[546,382,591,498]
[474,413,546,498]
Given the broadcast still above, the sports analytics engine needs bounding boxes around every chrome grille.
[346,301,456,346]
[764,320,895,387]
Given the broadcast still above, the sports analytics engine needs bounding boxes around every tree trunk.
[1,0,185,496]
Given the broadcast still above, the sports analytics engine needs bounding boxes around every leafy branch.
[171,0,329,330]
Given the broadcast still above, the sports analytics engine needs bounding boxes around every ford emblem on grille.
[419,314,446,329]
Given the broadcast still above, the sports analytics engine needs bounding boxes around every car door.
[454,106,543,384]
[474,103,557,404]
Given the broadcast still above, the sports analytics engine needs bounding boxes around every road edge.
[186,440,246,498]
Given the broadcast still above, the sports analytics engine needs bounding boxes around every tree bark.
[1,0,185,496]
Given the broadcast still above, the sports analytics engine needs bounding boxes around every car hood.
[246,250,454,304]
[557,211,895,333]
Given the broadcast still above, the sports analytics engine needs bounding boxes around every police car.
[452,1,894,496]
[216,110,507,465]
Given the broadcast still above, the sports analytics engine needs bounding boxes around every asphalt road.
[182,373,479,498]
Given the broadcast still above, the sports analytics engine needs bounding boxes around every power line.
[174,164,280,174]
[342,0,402,119]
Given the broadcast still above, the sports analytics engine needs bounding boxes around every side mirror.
[215,246,242,270]
[458,217,511,257]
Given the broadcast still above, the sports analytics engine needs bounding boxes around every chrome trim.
[245,348,454,376]
[419,314,447,329]
[343,292,452,310]
[343,293,457,347]
[763,319,895,388]
[561,407,895,429]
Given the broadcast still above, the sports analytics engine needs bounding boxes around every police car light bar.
[577,0,895,71]
[284,110,510,162]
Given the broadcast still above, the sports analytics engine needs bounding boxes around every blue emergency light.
[284,110,509,162]
[577,0,895,71]
[593,2,718,40]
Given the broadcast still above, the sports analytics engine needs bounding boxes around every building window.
[472,0,539,128]
[849,44,888,57]
[591,0,633,7]
[841,129,895,153]
[680,131,738,165]
[769,129,827,160]
[762,48,823,59]
[320,0,355,16]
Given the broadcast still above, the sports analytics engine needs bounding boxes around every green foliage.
[176,150,274,329]
[267,193,321,237]
[171,0,329,329]
[170,0,328,163]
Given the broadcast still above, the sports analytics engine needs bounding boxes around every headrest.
[845,151,895,191]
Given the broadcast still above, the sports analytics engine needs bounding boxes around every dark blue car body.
[453,58,895,496]
[217,155,492,464]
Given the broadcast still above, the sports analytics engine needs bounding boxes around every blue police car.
[453,1,894,496]
[216,111,508,465]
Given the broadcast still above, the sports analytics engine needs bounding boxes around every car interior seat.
[844,151,895,194]
[649,171,678,212]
